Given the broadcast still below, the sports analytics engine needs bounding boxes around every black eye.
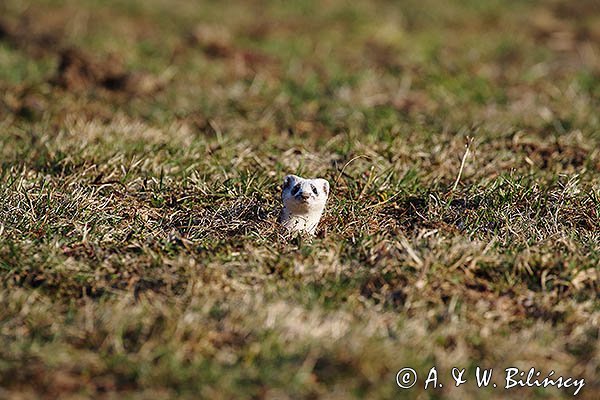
[311,184,318,195]
[292,184,300,195]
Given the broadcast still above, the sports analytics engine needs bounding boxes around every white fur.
[279,174,329,235]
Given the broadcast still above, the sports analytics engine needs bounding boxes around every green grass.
[0,0,599,398]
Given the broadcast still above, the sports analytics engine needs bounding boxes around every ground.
[0,0,599,399]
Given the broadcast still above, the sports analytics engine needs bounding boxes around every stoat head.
[281,174,329,214]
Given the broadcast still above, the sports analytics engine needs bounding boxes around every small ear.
[320,179,330,196]
[282,175,296,190]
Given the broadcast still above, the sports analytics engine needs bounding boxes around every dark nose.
[300,192,310,200]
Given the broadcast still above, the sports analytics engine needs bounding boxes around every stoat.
[279,174,330,235]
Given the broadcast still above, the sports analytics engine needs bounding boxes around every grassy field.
[1,0,599,398]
